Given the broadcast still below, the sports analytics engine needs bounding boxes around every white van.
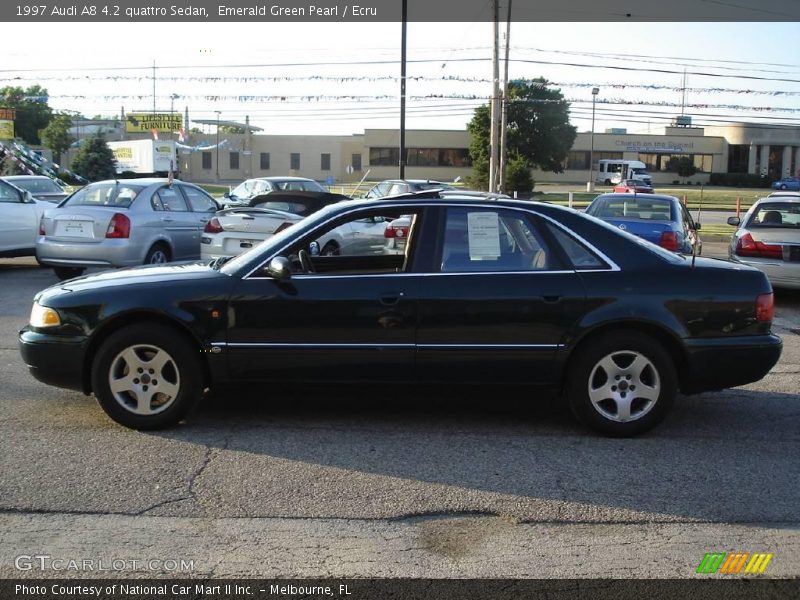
[596,160,652,185]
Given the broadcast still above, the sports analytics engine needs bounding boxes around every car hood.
[39,261,226,298]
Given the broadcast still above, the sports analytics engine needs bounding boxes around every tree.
[505,155,534,194]
[0,155,24,176]
[0,85,53,145]
[70,132,116,181]
[467,78,576,190]
[218,124,245,134]
[41,112,74,164]
[667,156,698,182]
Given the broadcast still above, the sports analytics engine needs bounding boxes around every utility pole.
[588,87,599,192]
[489,0,501,193]
[498,0,512,193]
[399,0,407,179]
[215,110,221,183]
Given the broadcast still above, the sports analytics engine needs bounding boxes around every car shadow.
[145,384,800,525]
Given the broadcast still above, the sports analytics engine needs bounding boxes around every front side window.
[156,187,189,212]
[439,207,556,272]
[0,181,20,202]
[182,185,218,212]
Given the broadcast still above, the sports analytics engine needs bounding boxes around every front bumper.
[682,333,783,394]
[19,328,89,393]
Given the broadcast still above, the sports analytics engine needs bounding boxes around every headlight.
[30,302,61,328]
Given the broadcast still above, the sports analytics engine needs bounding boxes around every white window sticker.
[467,212,501,260]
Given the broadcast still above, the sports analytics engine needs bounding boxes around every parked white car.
[0,178,45,259]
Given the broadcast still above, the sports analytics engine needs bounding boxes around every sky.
[3,21,800,137]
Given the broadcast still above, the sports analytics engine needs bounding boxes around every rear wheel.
[91,324,203,430]
[144,243,170,265]
[53,267,85,281]
[566,331,677,436]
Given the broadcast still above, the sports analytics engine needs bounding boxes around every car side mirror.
[726,217,741,227]
[223,191,231,198]
[694,222,701,230]
[22,191,35,204]
[267,256,291,280]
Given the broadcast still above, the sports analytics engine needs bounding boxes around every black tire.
[144,243,171,265]
[780,184,787,190]
[321,241,340,256]
[54,267,85,280]
[604,179,612,186]
[566,331,677,437]
[90,324,203,430]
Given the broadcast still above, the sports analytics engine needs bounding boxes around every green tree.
[0,155,24,176]
[667,156,698,182]
[0,85,53,145]
[219,124,245,134]
[467,78,576,190]
[41,112,75,164]
[71,132,117,181]
[505,155,534,194]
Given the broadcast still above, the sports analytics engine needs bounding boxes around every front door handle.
[543,295,562,303]
[379,292,404,306]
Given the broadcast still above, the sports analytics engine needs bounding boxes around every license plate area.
[785,245,800,262]
[54,220,93,238]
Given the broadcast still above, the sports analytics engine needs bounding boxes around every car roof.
[2,175,54,180]
[755,196,800,204]
[593,193,677,202]
[248,176,318,182]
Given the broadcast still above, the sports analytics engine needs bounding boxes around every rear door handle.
[543,295,562,303]
[160,217,174,223]
[379,292,404,306]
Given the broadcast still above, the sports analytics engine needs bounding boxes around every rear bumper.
[682,333,783,394]
[18,328,88,393]
[36,237,146,269]
[730,256,800,290]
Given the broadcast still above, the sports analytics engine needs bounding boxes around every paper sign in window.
[467,212,501,260]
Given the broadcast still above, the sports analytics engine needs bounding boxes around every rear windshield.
[748,203,800,228]
[12,178,64,193]
[272,180,327,192]
[254,200,319,215]
[588,197,674,221]
[64,183,146,209]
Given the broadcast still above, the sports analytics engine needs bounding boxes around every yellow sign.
[126,113,182,133]
[0,108,16,121]
[0,120,14,139]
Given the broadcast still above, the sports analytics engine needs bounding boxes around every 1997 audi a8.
[19,193,782,436]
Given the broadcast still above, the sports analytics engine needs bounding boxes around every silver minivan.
[37,178,218,280]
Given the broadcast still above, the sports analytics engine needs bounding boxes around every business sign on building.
[616,140,696,153]
[126,113,182,133]
[0,108,16,121]
[0,120,14,139]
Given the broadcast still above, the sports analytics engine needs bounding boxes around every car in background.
[612,179,654,194]
[0,178,44,259]
[2,175,70,204]
[364,179,456,199]
[220,176,328,207]
[37,178,219,280]
[771,177,800,191]
[201,191,354,260]
[585,193,701,255]
[727,196,800,289]
[21,193,781,436]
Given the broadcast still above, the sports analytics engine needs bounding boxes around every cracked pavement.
[1,253,799,578]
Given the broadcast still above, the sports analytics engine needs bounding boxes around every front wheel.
[780,184,788,190]
[566,331,677,437]
[91,324,203,429]
[54,267,85,280]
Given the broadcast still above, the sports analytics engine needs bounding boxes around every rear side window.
[64,183,144,208]
[156,187,189,212]
[545,223,608,270]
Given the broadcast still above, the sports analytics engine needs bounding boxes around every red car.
[613,179,654,194]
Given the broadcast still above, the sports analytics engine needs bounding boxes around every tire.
[54,267,85,281]
[604,179,611,186]
[321,241,340,256]
[90,324,203,430]
[566,331,677,437]
[780,184,787,190]
[144,243,171,265]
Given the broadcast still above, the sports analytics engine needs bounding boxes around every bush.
[70,132,117,182]
[505,156,534,195]
[709,173,771,188]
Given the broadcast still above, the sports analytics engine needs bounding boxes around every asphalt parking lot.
[1,247,798,579]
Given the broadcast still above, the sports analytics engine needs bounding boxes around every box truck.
[595,159,652,185]
[107,140,177,176]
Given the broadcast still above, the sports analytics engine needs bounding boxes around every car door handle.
[542,295,562,303]
[160,217,174,223]
[379,292,404,306]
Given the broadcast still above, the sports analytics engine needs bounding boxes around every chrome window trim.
[242,201,621,279]
[211,342,562,349]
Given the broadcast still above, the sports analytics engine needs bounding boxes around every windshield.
[12,178,64,194]
[64,182,146,208]
[748,202,800,228]
[631,168,648,175]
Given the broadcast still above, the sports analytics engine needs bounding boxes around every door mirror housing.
[694,222,701,230]
[727,216,741,227]
[223,191,231,199]
[267,256,292,280]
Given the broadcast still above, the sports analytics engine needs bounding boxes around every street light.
[588,87,600,192]
[214,110,221,183]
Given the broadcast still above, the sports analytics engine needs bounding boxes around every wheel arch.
[562,320,690,396]
[82,311,210,394]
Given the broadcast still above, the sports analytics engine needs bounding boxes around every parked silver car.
[37,178,219,280]
[728,196,800,289]
[220,176,328,207]
[2,175,70,203]
[0,178,43,259]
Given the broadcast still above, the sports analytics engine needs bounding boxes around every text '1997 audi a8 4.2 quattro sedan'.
[19,192,782,436]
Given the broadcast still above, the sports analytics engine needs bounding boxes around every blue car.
[771,177,800,191]
[585,193,702,255]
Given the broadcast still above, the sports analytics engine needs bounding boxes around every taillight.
[105,213,130,239]
[659,231,679,251]
[273,221,294,234]
[735,233,782,259]
[756,292,774,322]
[203,218,223,234]
[39,216,45,236]
[384,225,409,239]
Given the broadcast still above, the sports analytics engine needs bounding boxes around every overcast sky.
[3,21,800,137]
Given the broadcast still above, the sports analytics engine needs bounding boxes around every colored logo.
[696,552,773,575]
